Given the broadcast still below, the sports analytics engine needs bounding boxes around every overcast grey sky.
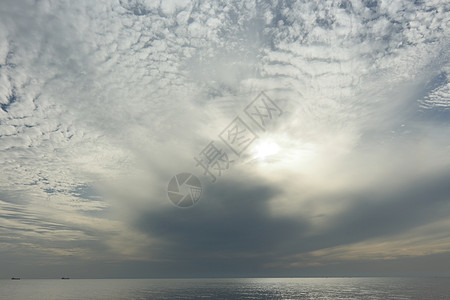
[0,0,449,278]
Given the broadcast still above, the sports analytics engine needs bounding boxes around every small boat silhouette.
[11,277,20,280]
[61,277,70,280]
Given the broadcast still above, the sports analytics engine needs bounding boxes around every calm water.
[1,277,449,299]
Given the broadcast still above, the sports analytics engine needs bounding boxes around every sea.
[1,277,449,299]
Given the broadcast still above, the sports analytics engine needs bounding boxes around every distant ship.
[11,277,20,280]
[61,277,70,280]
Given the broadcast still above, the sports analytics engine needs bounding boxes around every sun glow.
[253,139,280,160]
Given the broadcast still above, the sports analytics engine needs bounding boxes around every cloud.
[0,0,449,277]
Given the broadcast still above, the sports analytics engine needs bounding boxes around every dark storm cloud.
[296,169,450,252]
[135,177,307,271]
[133,168,450,276]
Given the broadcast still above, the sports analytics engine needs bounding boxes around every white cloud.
[0,0,449,276]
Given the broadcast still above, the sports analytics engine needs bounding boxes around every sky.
[0,0,449,279]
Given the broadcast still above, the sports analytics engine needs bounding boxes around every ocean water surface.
[1,277,449,299]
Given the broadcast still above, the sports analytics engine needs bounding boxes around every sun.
[253,139,280,160]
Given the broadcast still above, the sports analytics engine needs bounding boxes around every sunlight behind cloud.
[252,139,280,161]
